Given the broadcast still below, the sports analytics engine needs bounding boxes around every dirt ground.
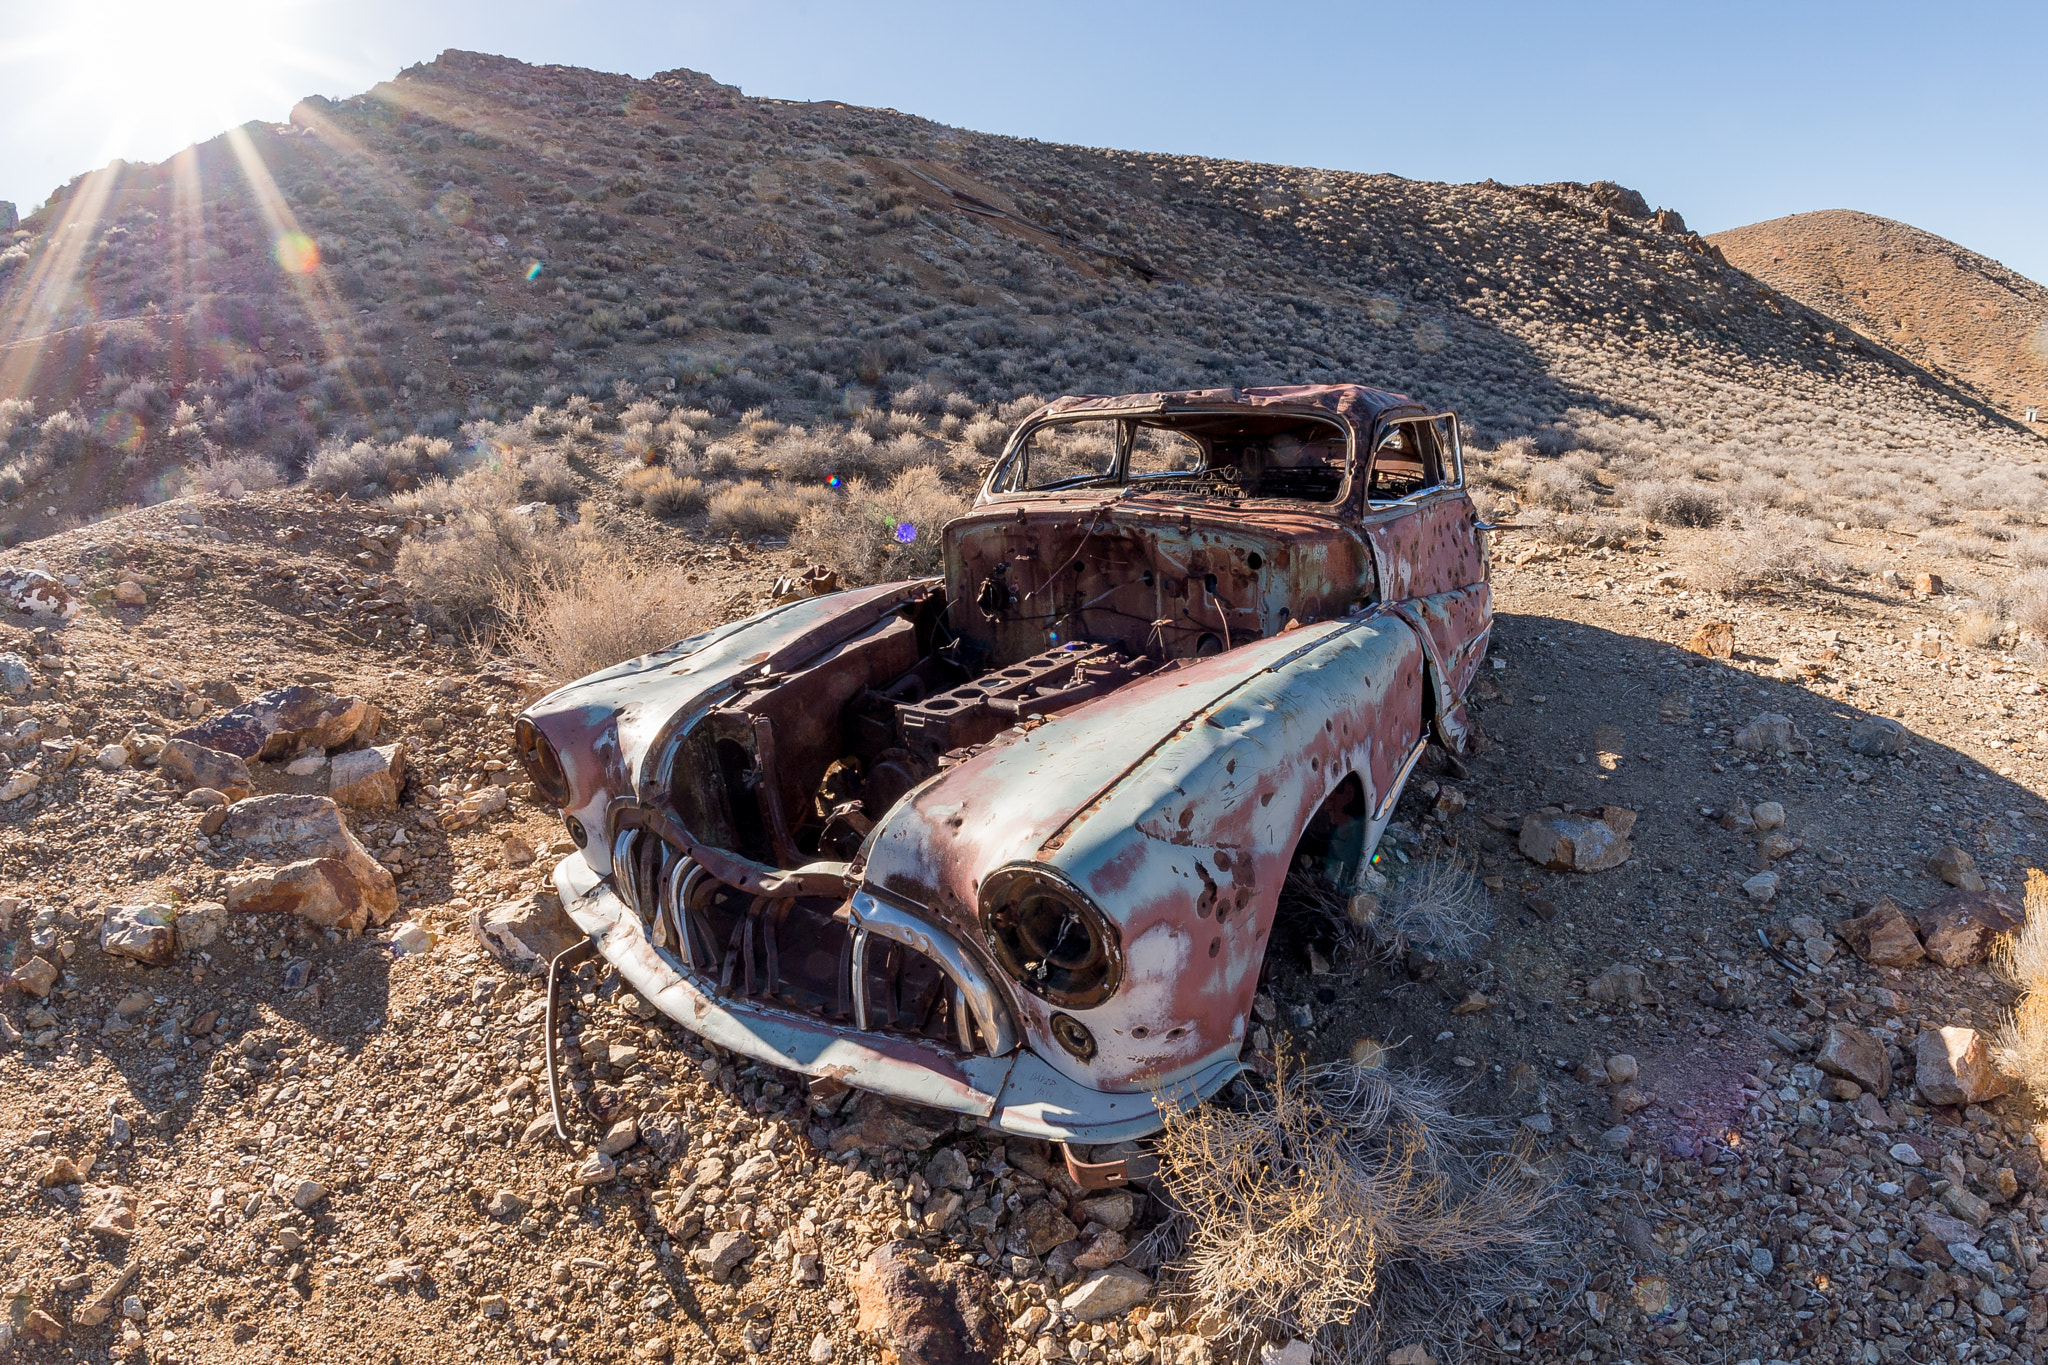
[5,494,2048,1365]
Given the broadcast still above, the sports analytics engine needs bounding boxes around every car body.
[517,383,1492,1143]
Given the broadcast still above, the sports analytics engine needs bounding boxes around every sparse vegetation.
[496,557,712,683]
[792,466,971,584]
[1995,869,2048,1094]
[1156,1056,1565,1365]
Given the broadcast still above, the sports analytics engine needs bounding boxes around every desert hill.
[0,49,2039,552]
[1712,209,2048,428]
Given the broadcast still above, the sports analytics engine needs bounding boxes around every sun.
[20,0,359,183]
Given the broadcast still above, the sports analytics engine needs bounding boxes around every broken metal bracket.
[545,937,600,1142]
[1061,1141,1159,1191]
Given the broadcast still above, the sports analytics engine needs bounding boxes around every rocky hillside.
[0,50,2039,548]
[1712,210,2048,428]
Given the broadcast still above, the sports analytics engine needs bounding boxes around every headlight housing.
[978,864,1122,1009]
[512,717,571,808]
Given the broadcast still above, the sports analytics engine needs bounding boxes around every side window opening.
[1367,421,1443,503]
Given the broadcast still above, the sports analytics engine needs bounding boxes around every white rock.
[1061,1267,1151,1322]
[1742,871,1780,903]
[0,770,37,801]
[1261,1342,1313,1365]
[96,744,129,771]
[284,754,327,776]
[1888,1142,1924,1166]
[809,1333,835,1364]
[1751,801,1786,831]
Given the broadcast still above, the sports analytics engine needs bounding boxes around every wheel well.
[1260,773,1368,990]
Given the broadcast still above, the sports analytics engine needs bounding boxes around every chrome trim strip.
[850,890,1019,1057]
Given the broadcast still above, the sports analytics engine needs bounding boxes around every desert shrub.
[1995,869,2048,1097]
[1920,529,2000,561]
[496,556,712,683]
[522,449,579,503]
[1690,513,1848,597]
[393,505,576,621]
[1630,478,1724,528]
[1956,609,2003,650]
[623,466,706,517]
[705,479,831,538]
[792,467,970,584]
[2013,572,2048,637]
[1518,462,1585,512]
[186,452,285,496]
[2011,535,2048,569]
[1156,1058,1564,1365]
[307,434,463,493]
[961,415,1010,456]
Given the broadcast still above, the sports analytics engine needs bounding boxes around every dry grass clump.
[394,504,578,622]
[1156,1057,1566,1365]
[792,466,970,585]
[705,479,830,538]
[622,466,708,517]
[522,449,579,503]
[185,451,285,496]
[1689,511,1849,597]
[1956,608,2004,650]
[2013,571,2048,637]
[1629,476,1724,528]
[1376,854,1492,958]
[496,556,713,683]
[306,434,464,494]
[1994,869,2048,1092]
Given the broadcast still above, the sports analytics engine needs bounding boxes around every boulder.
[1848,718,1909,757]
[175,901,228,952]
[158,738,255,798]
[1915,888,2024,968]
[329,742,407,809]
[850,1242,1004,1365]
[99,904,176,967]
[1733,712,1811,755]
[1518,806,1634,872]
[469,892,583,976]
[1926,845,1986,893]
[221,794,396,932]
[174,685,368,761]
[11,953,57,996]
[1915,1027,2009,1107]
[0,567,80,620]
[1816,1023,1890,1097]
[1836,898,1926,967]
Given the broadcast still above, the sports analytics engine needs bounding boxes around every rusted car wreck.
[516,384,1492,1154]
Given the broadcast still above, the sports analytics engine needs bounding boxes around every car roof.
[1026,383,1424,442]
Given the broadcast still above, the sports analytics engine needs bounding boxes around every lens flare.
[94,409,143,453]
[435,190,474,226]
[826,475,843,488]
[894,522,917,544]
[525,261,545,282]
[274,232,319,275]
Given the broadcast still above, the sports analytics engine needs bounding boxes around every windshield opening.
[990,410,1351,503]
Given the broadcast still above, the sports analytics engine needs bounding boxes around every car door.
[1358,415,1491,744]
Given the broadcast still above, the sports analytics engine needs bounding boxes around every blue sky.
[3,0,2044,282]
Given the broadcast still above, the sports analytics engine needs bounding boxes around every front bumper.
[551,854,1236,1142]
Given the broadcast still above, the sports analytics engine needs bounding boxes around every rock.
[175,901,227,952]
[1733,712,1811,755]
[1518,806,1634,872]
[1915,572,1944,597]
[0,653,29,696]
[926,1146,974,1193]
[158,738,255,798]
[639,1113,688,1162]
[1757,831,1799,862]
[485,1189,531,1222]
[478,1294,509,1319]
[1061,1266,1152,1322]
[115,580,147,607]
[1600,1125,1634,1151]
[1742,871,1780,903]
[1261,1342,1314,1365]
[469,893,583,975]
[1748,1247,1774,1276]
[1927,845,1986,892]
[389,921,432,955]
[284,754,327,776]
[599,1117,640,1156]
[1683,621,1734,658]
[810,1334,836,1363]
[12,953,57,996]
[330,743,407,809]
[1848,718,1908,757]
[1942,1185,1993,1228]
[851,1241,1006,1365]
[0,568,80,620]
[1006,1201,1079,1257]
[1585,963,1654,1007]
[1077,1189,1137,1232]
[695,1230,757,1281]
[22,1308,64,1343]
[1915,1027,2009,1107]
[1917,1210,1982,1246]
[221,794,397,932]
[1803,936,1836,966]
[574,1152,617,1184]
[289,1178,328,1210]
[96,742,129,770]
[1837,898,1926,967]
[443,785,510,829]
[100,903,176,966]
[1816,1023,1890,1097]
[503,834,537,867]
[1752,801,1786,831]
[0,769,36,802]
[830,1098,945,1154]
[1856,1092,1897,1130]
[1915,888,2025,967]
[1611,1085,1654,1115]
[87,1188,138,1241]
[1605,1054,1639,1085]
[175,685,368,761]
[40,1155,81,1185]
